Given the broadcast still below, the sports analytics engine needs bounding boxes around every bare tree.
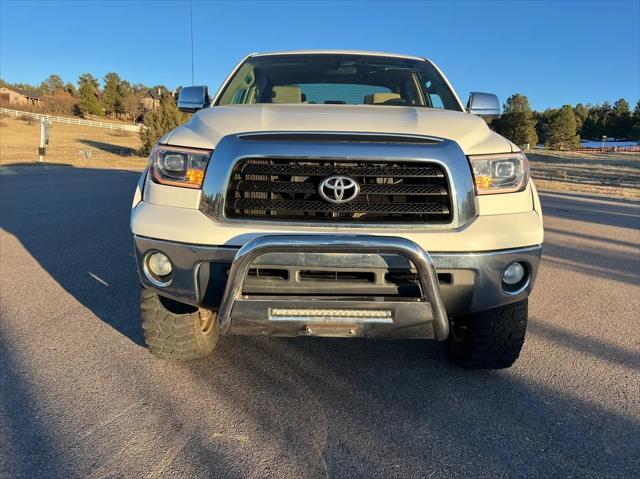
[123,92,143,122]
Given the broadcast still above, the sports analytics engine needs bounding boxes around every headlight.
[149,145,212,189]
[468,152,529,195]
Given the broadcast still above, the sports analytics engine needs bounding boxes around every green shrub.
[139,94,190,156]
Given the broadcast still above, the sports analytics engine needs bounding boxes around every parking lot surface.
[1,165,639,478]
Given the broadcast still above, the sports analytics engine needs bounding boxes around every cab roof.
[249,50,428,62]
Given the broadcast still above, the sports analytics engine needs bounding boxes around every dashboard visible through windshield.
[215,54,462,111]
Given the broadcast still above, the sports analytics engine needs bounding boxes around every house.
[0,86,43,107]
[142,88,163,111]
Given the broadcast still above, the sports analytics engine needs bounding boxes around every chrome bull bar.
[217,235,449,340]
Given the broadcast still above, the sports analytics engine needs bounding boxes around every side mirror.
[467,92,501,120]
[178,86,210,113]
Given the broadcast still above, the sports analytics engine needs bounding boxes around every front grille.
[225,158,452,223]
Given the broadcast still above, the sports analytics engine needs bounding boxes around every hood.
[163,104,513,155]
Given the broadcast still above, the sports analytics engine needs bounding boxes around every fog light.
[502,262,525,285]
[146,252,172,278]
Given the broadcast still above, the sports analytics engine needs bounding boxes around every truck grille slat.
[228,198,450,215]
[239,163,444,178]
[225,158,453,223]
[232,180,447,196]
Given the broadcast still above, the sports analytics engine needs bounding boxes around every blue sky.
[1,0,638,110]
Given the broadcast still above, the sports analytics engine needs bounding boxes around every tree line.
[491,94,640,149]
[2,74,638,153]
[0,73,177,122]
[0,73,189,155]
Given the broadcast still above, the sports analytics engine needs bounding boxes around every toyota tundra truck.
[131,50,543,369]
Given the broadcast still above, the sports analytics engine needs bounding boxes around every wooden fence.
[0,107,142,132]
[573,145,640,153]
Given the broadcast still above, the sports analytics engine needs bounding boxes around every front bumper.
[134,234,542,340]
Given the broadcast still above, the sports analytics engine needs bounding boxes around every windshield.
[215,54,462,111]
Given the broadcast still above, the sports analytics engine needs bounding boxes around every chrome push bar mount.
[217,235,449,340]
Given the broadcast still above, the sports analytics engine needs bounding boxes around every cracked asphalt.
[1,165,639,478]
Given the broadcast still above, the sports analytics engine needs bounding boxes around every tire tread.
[448,299,528,369]
[140,288,218,360]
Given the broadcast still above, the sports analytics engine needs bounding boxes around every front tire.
[447,299,528,369]
[140,288,219,360]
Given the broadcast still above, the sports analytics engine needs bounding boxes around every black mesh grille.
[225,158,453,223]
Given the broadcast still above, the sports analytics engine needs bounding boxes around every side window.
[423,79,444,109]
[217,63,256,105]
[402,78,422,105]
[430,94,444,109]
[231,89,247,104]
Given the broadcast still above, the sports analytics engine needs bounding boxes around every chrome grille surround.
[199,132,477,229]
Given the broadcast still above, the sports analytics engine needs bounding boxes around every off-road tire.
[140,288,219,360]
[447,299,528,369]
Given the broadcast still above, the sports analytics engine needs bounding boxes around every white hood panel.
[164,104,512,155]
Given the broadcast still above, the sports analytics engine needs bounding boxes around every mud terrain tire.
[140,288,219,360]
[447,299,528,369]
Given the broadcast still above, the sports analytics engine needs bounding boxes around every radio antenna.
[189,0,195,86]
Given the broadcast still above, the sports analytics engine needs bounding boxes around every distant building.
[142,88,163,111]
[0,86,43,107]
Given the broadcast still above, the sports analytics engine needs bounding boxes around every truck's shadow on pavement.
[0,164,145,345]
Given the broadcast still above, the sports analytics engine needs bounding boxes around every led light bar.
[269,308,393,323]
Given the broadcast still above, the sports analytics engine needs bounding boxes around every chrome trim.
[216,235,449,340]
[177,86,210,113]
[466,92,501,120]
[318,175,360,204]
[199,132,477,229]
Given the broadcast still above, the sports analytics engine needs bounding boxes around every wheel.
[140,288,219,360]
[447,299,528,369]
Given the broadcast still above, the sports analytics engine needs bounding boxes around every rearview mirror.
[467,92,501,120]
[178,86,210,113]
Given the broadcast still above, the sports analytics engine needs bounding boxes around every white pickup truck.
[131,50,543,369]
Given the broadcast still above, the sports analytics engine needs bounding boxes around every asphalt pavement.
[1,164,639,478]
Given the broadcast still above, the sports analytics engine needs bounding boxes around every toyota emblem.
[318,175,360,204]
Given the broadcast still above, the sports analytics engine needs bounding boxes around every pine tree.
[102,72,121,117]
[574,103,588,135]
[492,93,538,147]
[581,112,599,139]
[139,92,190,155]
[537,108,558,144]
[77,73,102,117]
[610,98,632,139]
[599,101,613,137]
[545,105,580,149]
[116,80,132,117]
[631,101,640,140]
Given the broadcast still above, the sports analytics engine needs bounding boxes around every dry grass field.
[1,114,638,198]
[0,115,146,169]
[527,149,640,199]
